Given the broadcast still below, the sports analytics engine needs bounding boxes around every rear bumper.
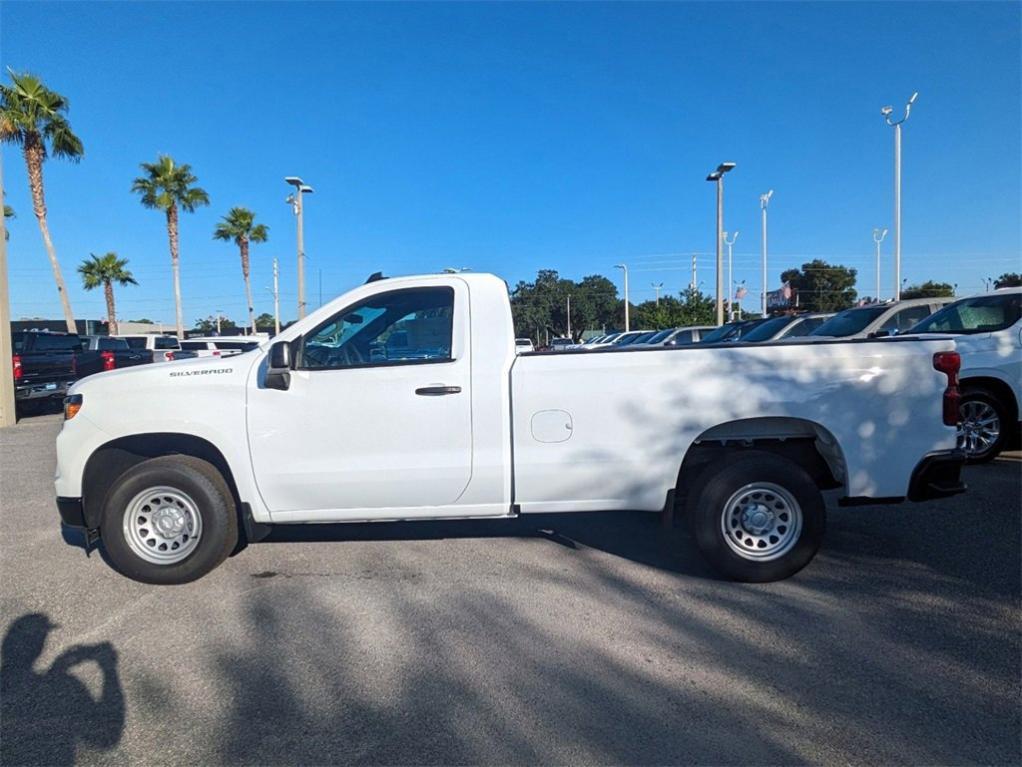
[907,449,967,502]
[56,496,86,527]
[16,381,71,400]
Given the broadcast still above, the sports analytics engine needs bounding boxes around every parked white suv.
[808,297,953,340]
[114,334,183,363]
[179,337,262,358]
[906,288,1021,462]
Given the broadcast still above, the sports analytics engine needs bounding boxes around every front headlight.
[64,394,83,421]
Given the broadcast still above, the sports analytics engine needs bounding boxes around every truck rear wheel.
[687,452,825,582]
[957,388,1007,463]
[99,456,238,585]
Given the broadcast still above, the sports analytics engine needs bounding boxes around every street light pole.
[272,257,281,335]
[872,227,888,301]
[566,294,571,339]
[723,231,739,321]
[615,263,630,331]
[760,190,773,315]
[882,92,917,302]
[652,282,663,305]
[285,176,314,319]
[215,310,223,335]
[706,162,736,325]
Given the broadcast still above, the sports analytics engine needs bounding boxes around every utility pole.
[872,227,888,301]
[882,92,917,301]
[690,254,697,291]
[723,231,739,321]
[566,294,571,339]
[652,282,663,305]
[215,310,223,335]
[614,263,630,331]
[0,154,16,427]
[272,257,281,335]
[285,176,314,319]
[706,162,736,325]
[760,190,773,315]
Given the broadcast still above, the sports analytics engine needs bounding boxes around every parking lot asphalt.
[1,412,1020,766]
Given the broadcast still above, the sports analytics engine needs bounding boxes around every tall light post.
[723,230,739,321]
[760,190,773,315]
[285,176,314,319]
[614,263,630,331]
[215,309,224,335]
[272,257,280,334]
[566,294,571,339]
[872,227,888,301]
[881,91,917,302]
[651,282,664,305]
[706,162,736,325]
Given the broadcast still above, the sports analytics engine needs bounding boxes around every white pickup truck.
[56,272,967,585]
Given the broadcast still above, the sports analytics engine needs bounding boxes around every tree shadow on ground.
[0,613,124,766]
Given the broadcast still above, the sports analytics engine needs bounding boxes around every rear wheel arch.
[82,433,242,529]
[675,417,847,506]
[960,375,1018,423]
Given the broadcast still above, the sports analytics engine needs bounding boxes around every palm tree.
[131,155,209,338]
[78,252,137,335]
[0,70,84,332]
[213,207,268,333]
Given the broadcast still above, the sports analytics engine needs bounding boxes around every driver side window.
[299,287,454,370]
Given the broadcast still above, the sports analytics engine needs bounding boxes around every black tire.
[686,451,825,582]
[100,456,238,585]
[958,388,1009,464]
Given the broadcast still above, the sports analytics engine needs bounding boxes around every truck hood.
[69,352,257,397]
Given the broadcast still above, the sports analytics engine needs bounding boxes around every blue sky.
[2,1,1019,325]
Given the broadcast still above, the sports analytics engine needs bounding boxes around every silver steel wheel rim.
[122,486,203,565]
[721,482,803,562]
[957,400,1000,457]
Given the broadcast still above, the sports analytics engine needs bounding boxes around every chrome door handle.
[415,385,462,396]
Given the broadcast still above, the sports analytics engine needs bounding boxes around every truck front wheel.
[687,452,825,582]
[99,456,238,584]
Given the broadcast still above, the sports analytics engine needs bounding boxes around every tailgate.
[20,352,75,384]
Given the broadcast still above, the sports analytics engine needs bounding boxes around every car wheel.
[957,389,1007,464]
[687,452,825,582]
[100,456,238,584]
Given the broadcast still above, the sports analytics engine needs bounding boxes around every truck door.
[247,280,473,516]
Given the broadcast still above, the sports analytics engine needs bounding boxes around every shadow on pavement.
[0,613,125,766]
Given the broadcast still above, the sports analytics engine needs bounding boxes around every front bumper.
[907,449,967,501]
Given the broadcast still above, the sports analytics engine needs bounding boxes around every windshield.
[810,305,887,337]
[740,316,796,343]
[619,332,655,346]
[645,328,675,344]
[698,323,740,344]
[909,293,1022,334]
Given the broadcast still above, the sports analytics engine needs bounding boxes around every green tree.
[994,273,1021,289]
[254,312,276,332]
[901,280,954,299]
[780,260,858,312]
[77,252,137,335]
[1,70,84,331]
[193,315,238,335]
[213,206,269,334]
[132,155,209,339]
[510,270,620,341]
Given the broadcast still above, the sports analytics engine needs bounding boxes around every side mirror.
[869,329,892,339]
[266,341,292,391]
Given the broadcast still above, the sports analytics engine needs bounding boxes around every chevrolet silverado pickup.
[55,272,966,585]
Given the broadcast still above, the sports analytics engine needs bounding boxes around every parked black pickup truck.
[76,335,149,377]
[12,331,80,407]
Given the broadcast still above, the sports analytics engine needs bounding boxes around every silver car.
[807,298,953,340]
